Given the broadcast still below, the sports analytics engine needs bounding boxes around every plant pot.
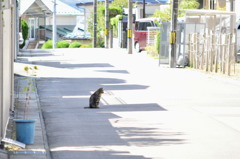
[14,119,36,144]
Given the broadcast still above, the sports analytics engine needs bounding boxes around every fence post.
[205,32,209,72]
[214,34,219,73]
[228,34,233,76]
[188,34,193,67]
[201,33,205,70]
[210,32,215,72]
[222,34,227,74]
[219,34,223,72]
[196,33,200,69]
[193,33,197,69]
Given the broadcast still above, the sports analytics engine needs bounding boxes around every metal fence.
[147,27,161,46]
[158,22,206,66]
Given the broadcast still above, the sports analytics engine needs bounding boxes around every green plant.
[87,2,123,47]
[110,15,123,36]
[145,45,159,58]
[69,41,82,48]
[41,40,53,49]
[57,40,70,48]
[23,65,38,119]
[152,0,199,21]
[80,43,93,48]
[20,19,29,48]
[156,32,161,55]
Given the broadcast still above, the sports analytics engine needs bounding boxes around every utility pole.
[0,0,3,140]
[105,0,109,48]
[230,0,235,11]
[127,0,133,54]
[93,0,97,47]
[143,0,145,18]
[52,0,57,49]
[170,0,178,68]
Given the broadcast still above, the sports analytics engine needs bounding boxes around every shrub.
[20,19,29,48]
[69,41,82,48]
[156,32,161,54]
[41,40,53,49]
[80,44,92,48]
[57,40,70,48]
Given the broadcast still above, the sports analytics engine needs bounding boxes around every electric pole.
[127,0,133,54]
[143,0,145,18]
[52,0,57,49]
[170,0,178,68]
[93,0,97,48]
[105,0,109,48]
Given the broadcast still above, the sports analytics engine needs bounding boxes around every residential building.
[19,0,83,45]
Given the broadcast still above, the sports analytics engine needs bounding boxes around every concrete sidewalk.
[8,61,50,159]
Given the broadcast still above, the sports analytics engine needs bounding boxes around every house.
[19,0,84,46]
[0,0,17,157]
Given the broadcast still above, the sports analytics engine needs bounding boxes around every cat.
[84,88,104,109]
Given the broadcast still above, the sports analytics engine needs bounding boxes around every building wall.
[0,1,15,140]
[45,15,77,25]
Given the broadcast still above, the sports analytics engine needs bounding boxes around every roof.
[185,9,236,16]
[20,0,83,17]
[76,0,168,5]
[42,0,83,15]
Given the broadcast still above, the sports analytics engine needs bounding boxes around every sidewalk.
[9,60,50,159]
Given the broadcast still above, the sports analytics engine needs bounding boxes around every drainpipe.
[52,0,57,49]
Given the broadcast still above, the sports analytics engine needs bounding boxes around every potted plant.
[14,65,38,144]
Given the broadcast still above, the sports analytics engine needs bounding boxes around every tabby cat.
[84,88,104,109]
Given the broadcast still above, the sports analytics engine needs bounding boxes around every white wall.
[0,6,15,140]
[46,15,77,25]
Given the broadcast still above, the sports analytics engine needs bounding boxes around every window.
[137,22,152,31]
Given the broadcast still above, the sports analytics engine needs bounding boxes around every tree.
[111,0,128,8]
[87,3,122,47]
[152,0,200,22]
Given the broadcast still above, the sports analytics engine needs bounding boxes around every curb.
[35,79,52,159]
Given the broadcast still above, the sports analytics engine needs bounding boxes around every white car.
[19,32,24,45]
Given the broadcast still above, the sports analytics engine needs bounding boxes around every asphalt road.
[26,48,240,159]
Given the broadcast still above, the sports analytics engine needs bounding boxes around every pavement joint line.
[102,90,127,105]
[10,151,46,155]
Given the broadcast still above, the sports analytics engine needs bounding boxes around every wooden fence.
[188,32,236,76]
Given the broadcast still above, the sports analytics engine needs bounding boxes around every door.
[29,18,35,40]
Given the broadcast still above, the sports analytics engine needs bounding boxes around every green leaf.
[31,88,35,92]
[22,86,28,92]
